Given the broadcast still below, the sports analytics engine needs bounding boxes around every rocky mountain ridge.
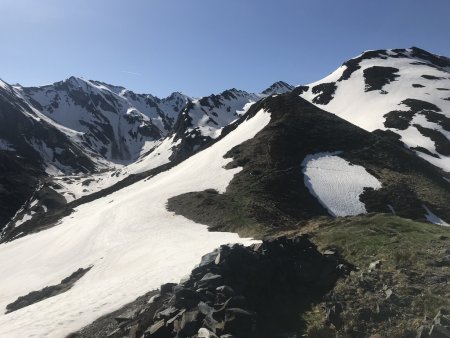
[0,77,292,231]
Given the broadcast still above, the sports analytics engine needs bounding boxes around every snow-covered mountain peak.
[262,81,294,95]
[300,47,450,172]
[17,78,186,165]
[0,79,14,94]
[164,91,189,101]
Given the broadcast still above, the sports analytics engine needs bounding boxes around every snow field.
[302,152,382,217]
[0,109,271,337]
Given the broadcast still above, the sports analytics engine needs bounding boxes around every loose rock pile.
[98,235,350,338]
[417,309,450,338]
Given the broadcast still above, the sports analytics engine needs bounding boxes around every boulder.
[417,325,430,338]
[223,308,255,335]
[216,286,235,298]
[145,319,170,338]
[429,324,450,338]
[369,260,382,271]
[196,273,223,289]
[198,327,219,338]
[160,283,177,294]
[174,288,200,309]
[154,306,178,320]
[180,310,202,336]
[200,250,220,267]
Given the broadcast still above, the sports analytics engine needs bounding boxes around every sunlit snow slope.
[300,47,450,172]
[302,152,382,216]
[0,109,271,338]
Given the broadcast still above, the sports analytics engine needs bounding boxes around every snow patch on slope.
[302,152,382,216]
[0,109,271,338]
[423,205,450,226]
[0,139,15,151]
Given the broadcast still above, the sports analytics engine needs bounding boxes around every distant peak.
[261,81,294,95]
[63,76,88,88]
[66,75,84,83]
[166,91,189,100]
[221,88,243,95]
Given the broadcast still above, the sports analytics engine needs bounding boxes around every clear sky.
[1,0,449,97]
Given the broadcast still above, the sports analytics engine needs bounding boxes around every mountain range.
[0,47,449,338]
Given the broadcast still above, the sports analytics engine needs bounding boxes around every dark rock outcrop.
[6,266,92,314]
[73,236,351,338]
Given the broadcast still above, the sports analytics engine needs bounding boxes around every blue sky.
[1,0,449,97]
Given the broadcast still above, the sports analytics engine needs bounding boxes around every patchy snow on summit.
[302,152,382,216]
[300,47,450,172]
[0,109,271,338]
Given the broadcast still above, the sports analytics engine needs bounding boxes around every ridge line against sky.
[1,0,449,97]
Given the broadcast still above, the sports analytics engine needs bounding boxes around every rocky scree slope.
[72,235,352,338]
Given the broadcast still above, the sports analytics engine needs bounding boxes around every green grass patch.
[298,214,450,337]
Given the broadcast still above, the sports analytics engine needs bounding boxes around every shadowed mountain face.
[0,80,99,227]
[168,92,450,237]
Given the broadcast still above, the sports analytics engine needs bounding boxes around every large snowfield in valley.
[302,152,382,216]
[0,110,271,338]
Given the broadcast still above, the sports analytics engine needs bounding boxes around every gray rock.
[180,310,200,335]
[106,328,122,338]
[196,273,222,288]
[154,306,178,320]
[174,288,200,309]
[216,285,235,298]
[214,252,222,265]
[198,327,219,338]
[429,324,450,338]
[369,260,382,270]
[385,289,393,299]
[148,294,161,304]
[128,323,140,338]
[160,283,177,294]
[198,301,214,316]
[433,309,450,327]
[416,325,430,338]
[147,319,166,336]
[200,250,219,267]
[435,256,450,267]
[114,309,136,324]
[439,248,450,255]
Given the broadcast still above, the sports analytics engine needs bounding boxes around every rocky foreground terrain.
[71,215,450,338]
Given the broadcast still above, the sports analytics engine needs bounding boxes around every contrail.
[120,70,142,76]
